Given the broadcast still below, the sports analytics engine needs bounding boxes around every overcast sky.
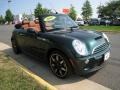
[0,0,110,18]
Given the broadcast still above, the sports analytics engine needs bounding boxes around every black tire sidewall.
[12,39,20,54]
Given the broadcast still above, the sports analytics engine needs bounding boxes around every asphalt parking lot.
[0,25,120,90]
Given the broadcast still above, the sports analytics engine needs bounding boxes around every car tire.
[49,51,72,79]
[12,39,21,54]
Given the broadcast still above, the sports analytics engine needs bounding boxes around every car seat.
[22,20,29,30]
[28,21,41,32]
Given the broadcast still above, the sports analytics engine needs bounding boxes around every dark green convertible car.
[11,14,110,78]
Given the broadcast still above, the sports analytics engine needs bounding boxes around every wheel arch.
[46,48,74,72]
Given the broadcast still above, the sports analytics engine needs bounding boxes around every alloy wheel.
[49,53,68,78]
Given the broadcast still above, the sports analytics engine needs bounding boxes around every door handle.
[19,33,25,36]
[37,37,46,41]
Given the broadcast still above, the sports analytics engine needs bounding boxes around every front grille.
[92,43,108,54]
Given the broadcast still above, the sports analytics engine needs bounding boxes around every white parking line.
[0,42,112,90]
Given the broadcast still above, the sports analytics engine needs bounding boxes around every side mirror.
[15,24,22,29]
[27,28,36,35]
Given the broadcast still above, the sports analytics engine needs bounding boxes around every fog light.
[85,59,89,64]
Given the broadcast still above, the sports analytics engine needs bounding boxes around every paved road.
[0,25,120,90]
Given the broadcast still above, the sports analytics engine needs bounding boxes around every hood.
[51,29,102,42]
[50,29,105,54]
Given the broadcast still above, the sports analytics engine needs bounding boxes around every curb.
[0,42,58,90]
[11,59,58,90]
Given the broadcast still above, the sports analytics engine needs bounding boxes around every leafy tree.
[5,9,13,23]
[97,6,105,18]
[68,5,77,20]
[97,0,120,18]
[0,15,5,24]
[81,0,92,21]
[34,3,52,18]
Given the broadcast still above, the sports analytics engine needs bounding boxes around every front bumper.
[71,48,110,75]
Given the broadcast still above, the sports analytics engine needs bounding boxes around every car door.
[22,29,37,55]
[24,29,49,58]
[16,29,27,50]
[33,32,50,58]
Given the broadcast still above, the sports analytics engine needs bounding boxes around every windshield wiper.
[69,26,79,31]
[47,28,64,32]
[70,26,78,28]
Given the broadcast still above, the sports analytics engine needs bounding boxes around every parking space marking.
[0,42,112,90]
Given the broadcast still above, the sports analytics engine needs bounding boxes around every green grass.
[80,25,120,32]
[0,52,42,90]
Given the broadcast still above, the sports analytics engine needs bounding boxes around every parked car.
[112,19,120,26]
[12,14,111,78]
[75,18,84,26]
[89,18,99,25]
[100,18,111,25]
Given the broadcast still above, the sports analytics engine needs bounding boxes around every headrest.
[29,21,36,27]
[34,20,39,24]
[22,20,29,24]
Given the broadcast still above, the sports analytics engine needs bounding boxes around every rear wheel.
[12,39,21,54]
[49,51,72,78]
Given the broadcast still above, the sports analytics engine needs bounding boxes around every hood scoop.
[95,36,102,40]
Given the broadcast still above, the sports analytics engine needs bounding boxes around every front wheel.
[11,40,21,54]
[49,51,72,79]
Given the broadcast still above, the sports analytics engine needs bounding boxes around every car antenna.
[52,9,58,14]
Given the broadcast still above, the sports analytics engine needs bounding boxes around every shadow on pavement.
[3,48,86,86]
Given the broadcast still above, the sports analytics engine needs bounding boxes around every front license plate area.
[94,55,102,60]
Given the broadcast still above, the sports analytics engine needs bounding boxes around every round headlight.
[102,33,109,42]
[72,39,88,56]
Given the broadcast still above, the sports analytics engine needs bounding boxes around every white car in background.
[75,18,84,26]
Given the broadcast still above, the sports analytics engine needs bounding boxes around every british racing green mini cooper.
[11,14,111,78]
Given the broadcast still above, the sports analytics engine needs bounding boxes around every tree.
[68,5,77,20]
[97,0,120,18]
[97,5,105,18]
[5,9,13,24]
[0,15,5,24]
[34,3,52,18]
[81,0,92,21]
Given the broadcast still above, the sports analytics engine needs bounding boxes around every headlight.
[72,39,88,56]
[102,33,109,42]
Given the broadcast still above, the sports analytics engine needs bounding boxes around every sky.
[0,0,110,18]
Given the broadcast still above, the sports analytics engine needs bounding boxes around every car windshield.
[42,14,78,32]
